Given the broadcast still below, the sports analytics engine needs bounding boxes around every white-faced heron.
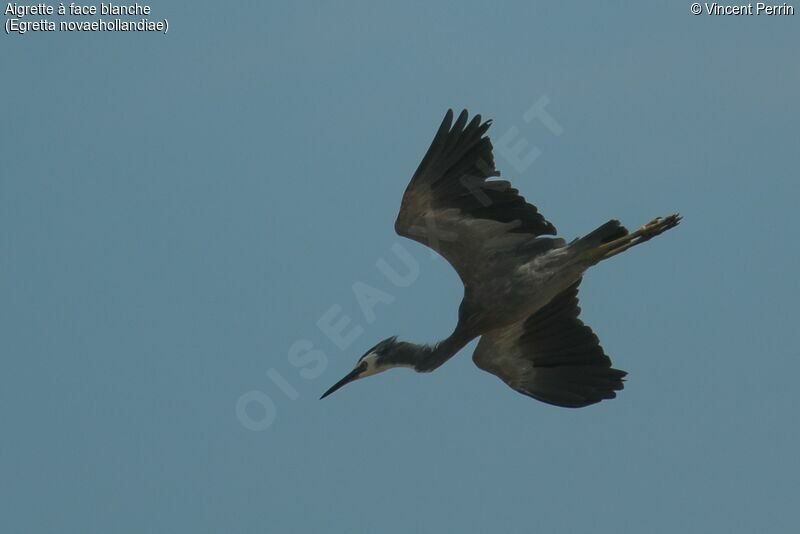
[321,109,680,407]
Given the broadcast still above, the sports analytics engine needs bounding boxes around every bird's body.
[461,241,579,331]
[322,109,680,407]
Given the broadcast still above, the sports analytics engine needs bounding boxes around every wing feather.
[473,281,627,408]
[395,109,556,282]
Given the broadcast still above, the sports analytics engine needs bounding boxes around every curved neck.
[391,326,474,373]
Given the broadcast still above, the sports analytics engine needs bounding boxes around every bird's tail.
[574,214,681,264]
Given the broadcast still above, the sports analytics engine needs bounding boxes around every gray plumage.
[321,109,680,407]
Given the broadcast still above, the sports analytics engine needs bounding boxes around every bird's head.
[320,336,406,399]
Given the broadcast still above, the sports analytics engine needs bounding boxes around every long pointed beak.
[320,365,364,399]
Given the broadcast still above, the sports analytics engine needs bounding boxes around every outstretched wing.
[473,281,627,408]
[395,109,556,283]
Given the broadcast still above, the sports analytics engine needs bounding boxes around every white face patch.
[358,352,387,378]
[357,350,415,377]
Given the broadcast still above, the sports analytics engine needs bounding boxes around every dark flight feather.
[395,109,557,282]
[473,280,627,408]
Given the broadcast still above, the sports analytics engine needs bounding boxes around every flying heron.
[321,109,680,407]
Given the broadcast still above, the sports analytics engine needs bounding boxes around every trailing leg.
[594,214,681,261]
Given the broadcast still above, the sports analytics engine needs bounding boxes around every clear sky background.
[2,2,799,532]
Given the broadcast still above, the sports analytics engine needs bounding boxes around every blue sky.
[2,2,799,532]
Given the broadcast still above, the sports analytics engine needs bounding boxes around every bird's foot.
[639,214,681,240]
[597,213,681,260]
